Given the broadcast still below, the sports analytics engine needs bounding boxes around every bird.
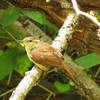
[20,36,76,79]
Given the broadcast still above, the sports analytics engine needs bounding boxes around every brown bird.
[21,37,76,79]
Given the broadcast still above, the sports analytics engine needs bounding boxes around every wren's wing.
[29,42,63,68]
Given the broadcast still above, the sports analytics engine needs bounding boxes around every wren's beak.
[18,40,25,47]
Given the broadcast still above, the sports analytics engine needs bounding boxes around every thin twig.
[71,0,100,27]
[0,88,15,98]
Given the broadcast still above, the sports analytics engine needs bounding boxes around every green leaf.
[44,19,58,33]
[54,81,71,93]
[22,10,44,25]
[0,47,19,80]
[0,47,31,80]
[0,31,7,37]
[75,53,100,68]
[16,53,32,75]
[0,7,20,27]
[21,10,58,33]
[0,50,3,56]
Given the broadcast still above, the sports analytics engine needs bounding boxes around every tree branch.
[52,11,100,100]
[9,67,45,100]
[71,0,100,27]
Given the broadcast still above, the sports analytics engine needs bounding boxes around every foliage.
[21,9,58,33]
[54,81,71,93]
[0,47,31,80]
[75,53,100,68]
[0,7,20,27]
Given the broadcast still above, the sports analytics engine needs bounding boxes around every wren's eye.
[29,40,32,42]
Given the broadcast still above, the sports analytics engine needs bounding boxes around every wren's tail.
[62,61,76,80]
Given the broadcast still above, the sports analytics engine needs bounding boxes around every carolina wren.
[21,37,76,79]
